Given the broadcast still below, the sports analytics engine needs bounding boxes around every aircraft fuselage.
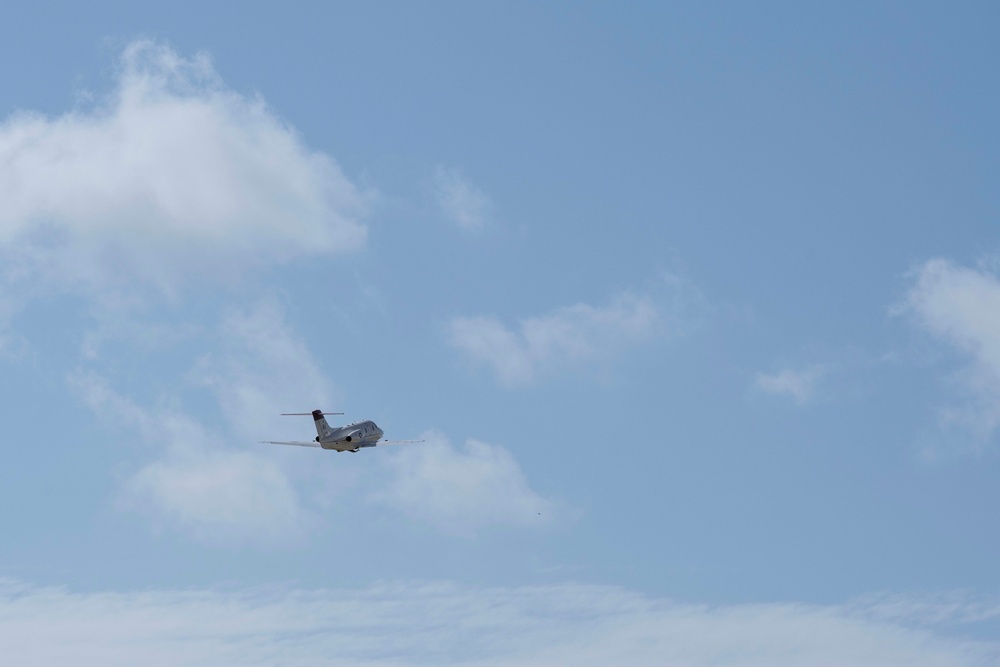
[317,419,384,452]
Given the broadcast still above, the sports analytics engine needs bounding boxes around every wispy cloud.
[433,166,492,232]
[0,579,995,666]
[447,281,698,386]
[0,40,367,304]
[372,432,566,536]
[898,258,1000,444]
[71,298,559,541]
[70,372,311,545]
[755,365,827,404]
[67,297,341,544]
[124,442,307,544]
[190,296,337,441]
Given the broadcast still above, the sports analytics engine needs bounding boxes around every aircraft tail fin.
[280,410,343,439]
[312,409,333,438]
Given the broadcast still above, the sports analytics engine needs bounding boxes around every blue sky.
[1,2,999,664]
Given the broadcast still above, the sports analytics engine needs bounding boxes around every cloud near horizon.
[0,39,368,303]
[0,579,995,666]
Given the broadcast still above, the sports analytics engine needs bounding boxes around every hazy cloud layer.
[900,258,1000,443]
[0,40,367,301]
[0,579,995,667]
[448,290,670,386]
[433,166,492,232]
[373,433,563,535]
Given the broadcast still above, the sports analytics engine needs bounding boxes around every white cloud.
[0,579,995,666]
[70,372,310,544]
[448,291,666,386]
[372,432,563,535]
[755,365,826,404]
[433,166,492,232]
[0,39,367,302]
[900,258,1000,441]
[124,444,306,544]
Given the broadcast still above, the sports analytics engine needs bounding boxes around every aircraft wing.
[378,439,425,446]
[260,440,322,448]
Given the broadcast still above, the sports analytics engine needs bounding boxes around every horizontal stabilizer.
[378,439,425,446]
[281,412,343,416]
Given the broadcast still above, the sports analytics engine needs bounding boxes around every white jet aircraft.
[261,410,422,453]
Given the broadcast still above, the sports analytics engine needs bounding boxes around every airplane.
[261,410,423,453]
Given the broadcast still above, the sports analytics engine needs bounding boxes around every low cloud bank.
[0,580,995,666]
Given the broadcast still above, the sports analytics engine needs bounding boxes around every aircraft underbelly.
[320,438,378,451]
